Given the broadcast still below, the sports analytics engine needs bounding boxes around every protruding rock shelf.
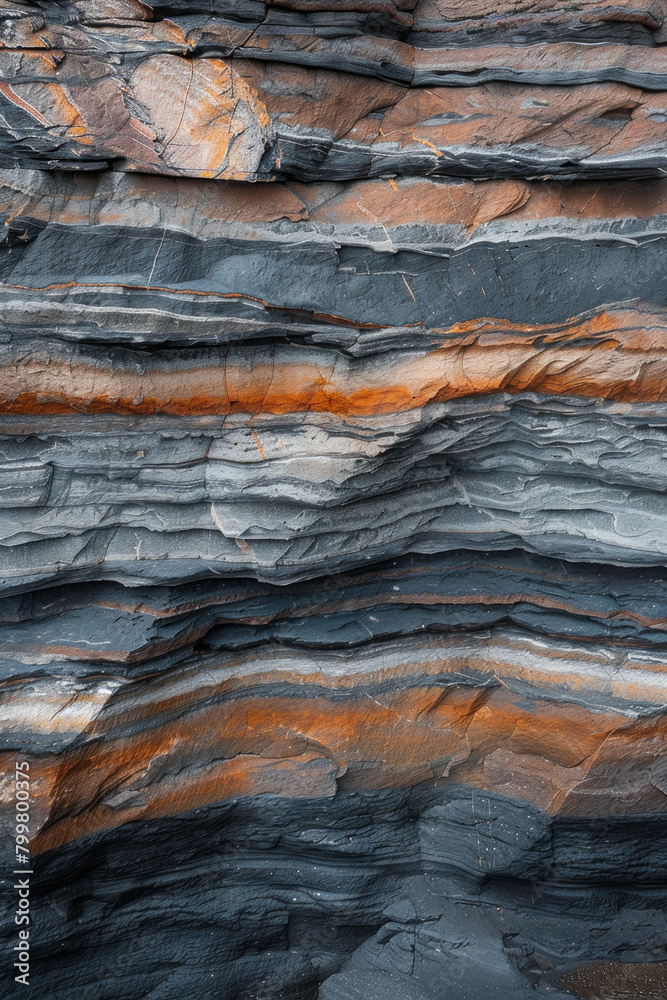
[0,2,666,999]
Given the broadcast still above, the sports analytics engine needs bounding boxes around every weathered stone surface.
[0,3,666,999]
[2,172,667,591]
[1,4,667,176]
[24,791,667,999]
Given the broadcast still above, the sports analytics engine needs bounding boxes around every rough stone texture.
[4,3,667,177]
[0,2,666,999]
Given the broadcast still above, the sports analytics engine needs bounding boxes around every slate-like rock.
[0,3,666,999]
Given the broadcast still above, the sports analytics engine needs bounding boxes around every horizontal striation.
[18,788,667,999]
[0,6,667,176]
[6,399,667,586]
[4,550,667,671]
[1,171,667,585]
[4,627,665,854]
[1,8,666,996]
[3,172,667,339]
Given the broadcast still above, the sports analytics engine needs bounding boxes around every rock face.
[0,2,666,998]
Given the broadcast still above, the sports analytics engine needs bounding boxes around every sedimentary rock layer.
[4,550,667,673]
[4,170,667,341]
[2,558,666,997]
[6,604,667,826]
[1,2,667,176]
[23,787,667,999]
[1,3,666,997]
[3,171,667,589]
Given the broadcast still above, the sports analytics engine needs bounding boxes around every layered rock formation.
[0,2,666,998]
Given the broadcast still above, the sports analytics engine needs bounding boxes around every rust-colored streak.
[4,306,667,415]
[129,56,272,179]
[0,82,52,127]
[0,73,93,144]
[7,171,667,237]
[20,675,666,855]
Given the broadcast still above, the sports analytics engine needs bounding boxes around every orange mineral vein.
[2,306,667,414]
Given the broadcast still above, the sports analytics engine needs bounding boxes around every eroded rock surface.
[0,2,666,999]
